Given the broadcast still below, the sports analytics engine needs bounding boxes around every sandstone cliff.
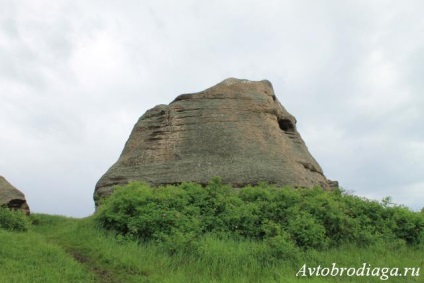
[95,78,337,206]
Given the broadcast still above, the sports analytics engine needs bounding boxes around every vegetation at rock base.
[0,180,423,282]
[0,206,31,232]
[96,178,424,253]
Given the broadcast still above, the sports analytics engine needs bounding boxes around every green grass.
[0,227,93,282]
[0,213,421,282]
[1,181,423,282]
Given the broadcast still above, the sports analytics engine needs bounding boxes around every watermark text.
[296,263,420,281]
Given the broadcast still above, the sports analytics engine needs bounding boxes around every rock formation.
[94,78,337,206]
[0,176,30,215]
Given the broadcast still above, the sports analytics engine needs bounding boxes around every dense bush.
[95,178,424,257]
[0,207,31,232]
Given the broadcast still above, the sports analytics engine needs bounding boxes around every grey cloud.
[1,0,423,216]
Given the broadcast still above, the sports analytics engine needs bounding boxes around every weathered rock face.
[0,176,30,215]
[94,78,336,206]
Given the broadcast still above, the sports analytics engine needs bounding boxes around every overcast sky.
[1,0,423,217]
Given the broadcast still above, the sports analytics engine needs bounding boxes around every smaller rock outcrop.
[0,176,30,215]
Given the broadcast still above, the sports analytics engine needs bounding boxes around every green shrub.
[264,231,300,262]
[391,206,424,244]
[287,211,328,249]
[94,182,201,252]
[0,207,31,232]
[95,179,424,256]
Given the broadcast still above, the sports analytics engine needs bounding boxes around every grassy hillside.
[1,181,423,282]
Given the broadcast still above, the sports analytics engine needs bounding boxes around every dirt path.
[65,248,118,283]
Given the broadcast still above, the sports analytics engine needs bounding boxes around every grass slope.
[0,226,93,282]
[0,182,423,282]
[1,214,422,282]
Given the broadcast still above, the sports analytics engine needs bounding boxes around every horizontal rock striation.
[94,78,337,206]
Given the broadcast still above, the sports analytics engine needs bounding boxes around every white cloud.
[1,0,423,216]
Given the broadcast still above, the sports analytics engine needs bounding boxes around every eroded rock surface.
[95,78,337,206]
[0,176,30,215]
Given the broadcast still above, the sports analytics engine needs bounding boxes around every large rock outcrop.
[0,176,30,215]
[95,78,336,206]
